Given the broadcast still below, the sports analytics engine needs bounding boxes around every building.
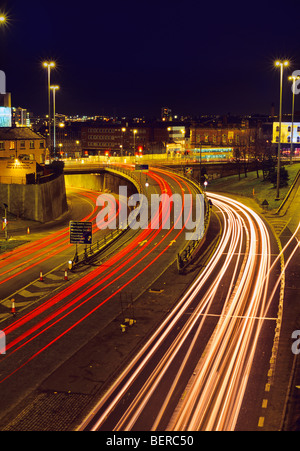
[190,118,262,161]
[272,122,300,157]
[0,127,46,163]
[81,124,125,156]
[12,107,31,127]
[81,122,171,157]
[0,93,12,127]
[161,107,172,121]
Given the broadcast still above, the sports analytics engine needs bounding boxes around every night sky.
[1,0,299,118]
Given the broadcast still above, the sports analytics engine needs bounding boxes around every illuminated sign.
[70,221,93,244]
[0,107,11,127]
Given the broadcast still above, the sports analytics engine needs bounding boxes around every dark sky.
[1,0,299,118]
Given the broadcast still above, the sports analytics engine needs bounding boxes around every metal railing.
[151,163,212,273]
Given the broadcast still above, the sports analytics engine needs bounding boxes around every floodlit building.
[0,127,45,163]
[272,122,300,157]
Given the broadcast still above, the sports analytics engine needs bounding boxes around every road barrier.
[152,164,212,273]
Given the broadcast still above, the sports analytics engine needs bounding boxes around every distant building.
[272,122,300,144]
[81,122,170,156]
[0,93,12,127]
[272,121,300,157]
[0,127,45,163]
[161,107,172,121]
[190,118,262,161]
[12,107,31,127]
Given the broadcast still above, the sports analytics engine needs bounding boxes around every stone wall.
[64,172,137,197]
[0,175,68,223]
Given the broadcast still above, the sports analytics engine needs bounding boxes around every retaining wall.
[0,175,68,223]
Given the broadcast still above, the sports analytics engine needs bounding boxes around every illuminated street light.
[288,74,300,165]
[121,127,126,157]
[0,14,7,24]
[50,85,59,157]
[43,61,56,159]
[275,60,289,200]
[133,129,137,153]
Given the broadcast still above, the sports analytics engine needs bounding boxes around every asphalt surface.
[0,168,207,430]
[0,167,298,431]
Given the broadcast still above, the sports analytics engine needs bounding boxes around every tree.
[268,166,289,188]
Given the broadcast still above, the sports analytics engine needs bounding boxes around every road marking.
[258,416,265,428]
[138,240,148,247]
[18,289,46,298]
[262,399,268,408]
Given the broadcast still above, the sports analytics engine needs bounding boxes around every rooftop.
[0,127,45,140]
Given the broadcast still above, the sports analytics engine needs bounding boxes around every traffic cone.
[40,271,44,282]
[11,299,16,316]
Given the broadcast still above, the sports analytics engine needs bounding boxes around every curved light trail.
[0,189,120,287]
[78,192,286,432]
[0,168,196,391]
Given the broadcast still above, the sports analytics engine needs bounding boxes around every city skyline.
[1,0,299,118]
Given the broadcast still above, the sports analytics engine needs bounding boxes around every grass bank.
[208,163,300,211]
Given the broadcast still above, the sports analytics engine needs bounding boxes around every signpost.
[70,221,93,245]
[135,164,149,185]
[135,164,149,172]
[70,221,93,266]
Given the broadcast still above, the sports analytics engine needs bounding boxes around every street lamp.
[275,60,289,200]
[50,85,59,157]
[133,129,137,154]
[43,61,55,159]
[121,127,126,157]
[288,74,300,165]
[0,14,7,24]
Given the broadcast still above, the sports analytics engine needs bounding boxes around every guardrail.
[70,165,142,269]
[71,227,129,269]
[67,162,211,273]
[276,169,300,215]
[152,164,212,273]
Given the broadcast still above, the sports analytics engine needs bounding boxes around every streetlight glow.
[50,86,59,157]
[43,61,56,160]
[274,59,290,200]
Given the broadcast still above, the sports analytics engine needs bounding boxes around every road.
[78,192,282,431]
[0,166,202,429]
[0,165,294,431]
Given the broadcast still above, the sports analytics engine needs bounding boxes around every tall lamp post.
[275,60,289,200]
[133,129,137,155]
[288,74,300,165]
[43,61,55,159]
[121,127,126,157]
[50,85,59,158]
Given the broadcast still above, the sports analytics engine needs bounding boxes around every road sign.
[185,167,193,175]
[70,221,93,245]
[135,164,149,172]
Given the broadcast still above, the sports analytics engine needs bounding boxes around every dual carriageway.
[0,162,298,431]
